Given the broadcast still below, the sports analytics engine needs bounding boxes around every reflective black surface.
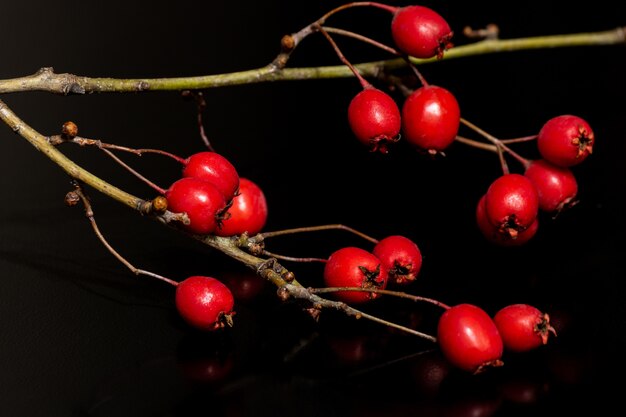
[1,1,625,416]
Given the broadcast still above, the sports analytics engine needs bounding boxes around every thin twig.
[182,90,214,151]
[455,135,497,152]
[460,118,531,168]
[284,284,437,342]
[70,182,179,287]
[260,224,379,244]
[316,25,370,89]
[99,147,167,194]
[321,26,401,56]
[500,134,538,144]
[261,250,327,264]
[49,133,188,163]
[309,286,450,309]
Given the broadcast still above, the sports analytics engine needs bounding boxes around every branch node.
[136,81,150,91]
[36,67,54,76]
[64,191,80,207]
[66,83,86,95]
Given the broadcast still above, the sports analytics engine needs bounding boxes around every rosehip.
[476,194,539,246]
[524,159,578,213]
[494,304,556,352]
[182,151,240,201]
[347,86,401,153]
[372,235,422,285]
[537,115,594,167]
[401,85,460,154]
[215,177,268,237]
[166,177,227,234]
[323,246,389,304]
[175,276,235,331]
[390,5,453,59]
[484,173,539,239]
[437,304,504,374]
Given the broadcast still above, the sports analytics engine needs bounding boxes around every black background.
[1,1,625,416]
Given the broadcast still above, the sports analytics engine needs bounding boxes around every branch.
[0,98,438,342]
[0,28,623,94]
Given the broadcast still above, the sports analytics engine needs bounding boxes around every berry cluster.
[10,0,606,380]
[438,303,556,374]
[323,235,423,303]
[165,151,269,236]
[327,4,594,246]
[345,4,458,155]
[476,114,594,246]
[319,234,555,374]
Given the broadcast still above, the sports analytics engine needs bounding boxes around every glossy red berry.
[166,177,227,234]
[476,194,539,246]
[347,86,401,153]
[401,85,460,155]
[484,173,539,239]
[372,235,422,285]
[537,115,594,167]
[182,151,240,201]
[494,304,556,352]
[524,159,578,213]
[175,276,235,331]
[323,246,389,304]
[437,304,504,374]
[215,177,268,237]
[391,5,453,59]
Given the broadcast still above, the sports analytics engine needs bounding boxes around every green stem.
[0,28,622,94]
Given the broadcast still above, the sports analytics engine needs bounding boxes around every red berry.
[372,235,422,285]
[476,194,539,246]
[391,5,453,59]
[215,177,268,237]
[524,159,578,213]
[323,246,389,304]
[484,173,539,239]
[537,115,594,167]
[347,86,401,154]
[494,304,556,352]
[401,85,460,154]
[166,177,227,234]
[437,304,504,374]
[182,151,240,201]
[175,276,235,331]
